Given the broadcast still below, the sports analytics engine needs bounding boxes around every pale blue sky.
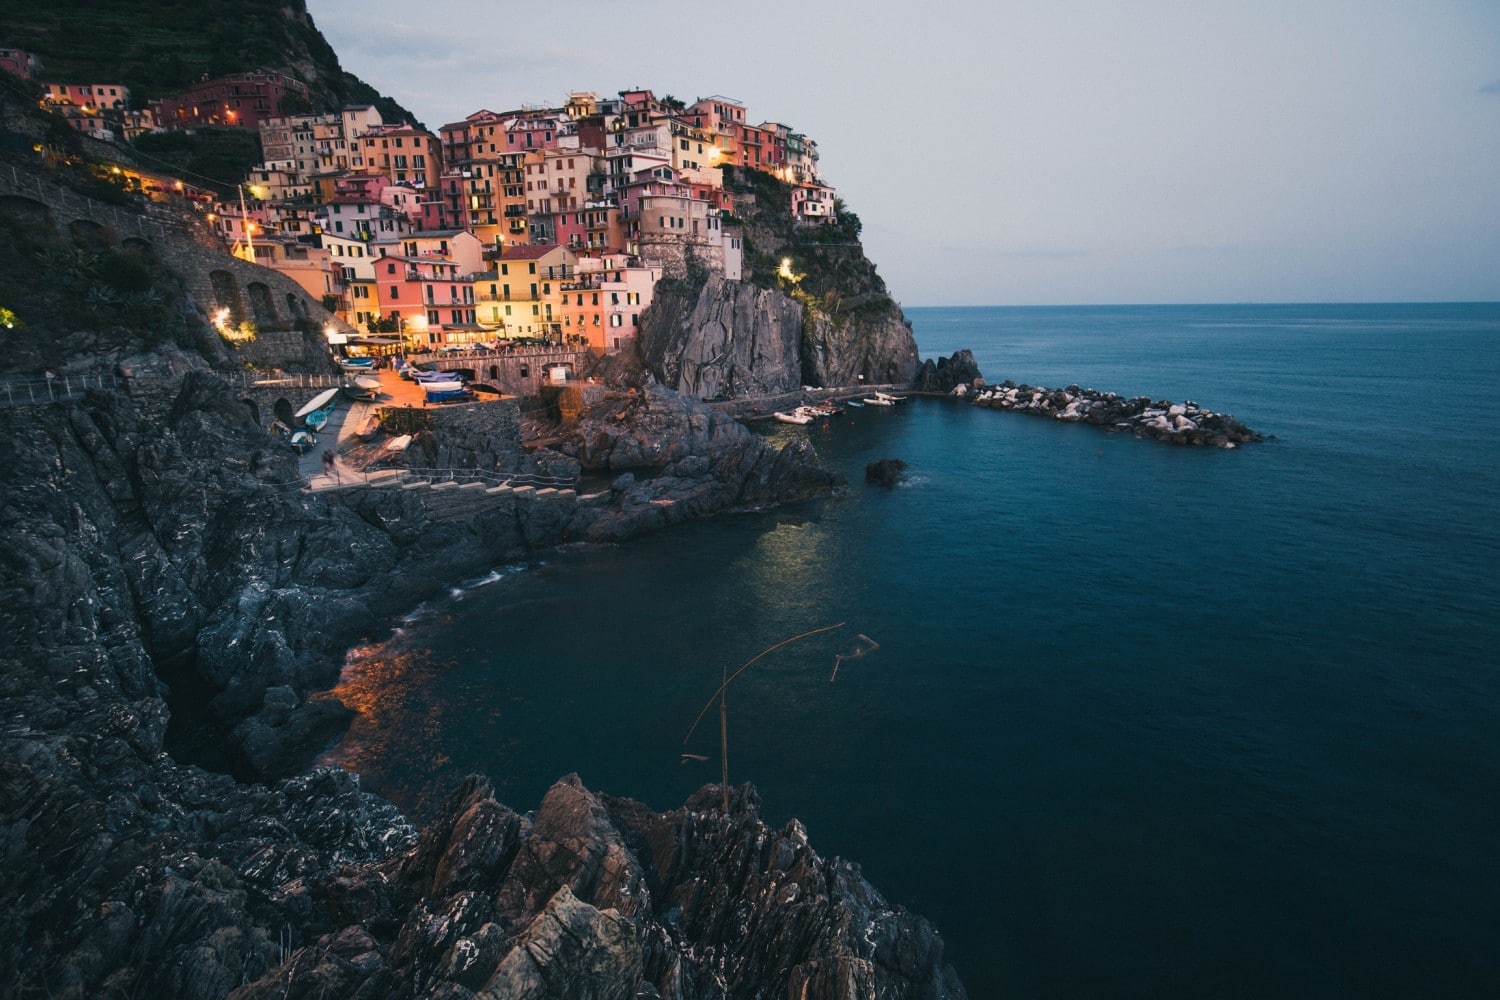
[307,0,1500,306]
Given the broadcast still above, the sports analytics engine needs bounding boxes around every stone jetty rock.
[966,380,1262,447]
[913,350,982,394]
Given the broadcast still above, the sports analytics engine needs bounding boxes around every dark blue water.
[322,303,1500,998]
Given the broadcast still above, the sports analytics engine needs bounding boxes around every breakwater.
[958,380,1262,447]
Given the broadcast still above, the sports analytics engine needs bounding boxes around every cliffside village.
[4,50,841,358]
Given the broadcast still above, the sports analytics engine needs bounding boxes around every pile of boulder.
[961,380,1262,447]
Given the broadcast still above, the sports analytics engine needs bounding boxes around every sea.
[320,303,1500,999]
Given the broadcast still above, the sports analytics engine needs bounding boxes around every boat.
[294,387,340,421]
[342,374,382,401]
[873,391,906,403]
[863,395,895,407]
[288,428,316,453]
[845,398,865,408]
[411,369,464,383]
[808,402,843,417]
[773,408,813,425]
[337,357,375,371]
[304,406,334,432]
[423,384,475,404]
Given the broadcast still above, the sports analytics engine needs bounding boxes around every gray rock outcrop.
[2,366,965,999]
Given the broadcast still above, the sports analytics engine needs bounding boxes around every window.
[528,263,536,274]
[610,314,622,327]
[390,287,399,299]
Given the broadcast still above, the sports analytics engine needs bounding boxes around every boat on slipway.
[295,387,340,430]
[342,374,382,401]
[423,383,475,404]
[863,395,895,407]
[411,369,465,384]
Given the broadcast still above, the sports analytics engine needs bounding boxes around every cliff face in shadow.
[638,169,920,397]
[1,362,968,999]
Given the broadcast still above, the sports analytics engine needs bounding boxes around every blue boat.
[423,384,475,404]
[412,369,464,383]
[305,406,334,432]
[338,356,375,370]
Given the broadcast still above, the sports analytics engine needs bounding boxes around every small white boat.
[873,391,906,403]
[773,409,813,425]
[353,374,381,391]
[863,395,894,407]
[294,387,340,420]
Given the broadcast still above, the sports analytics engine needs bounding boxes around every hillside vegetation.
[0,0,415,125]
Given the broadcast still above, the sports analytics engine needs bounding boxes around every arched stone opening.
[68,218,115,250]
[241,398,260,426]
[120,236,156,263]
[272,398,295,427]
[246,282,277,326]
[209,270,245,324]
[0,194,53,229]
[285,292,309,322]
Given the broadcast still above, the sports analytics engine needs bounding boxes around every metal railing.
[0,372,127,405]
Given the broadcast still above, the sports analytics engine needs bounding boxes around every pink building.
[0,48,40,79]
[375,256,473,346]
[153,73,309,130]
[42,82,129,111]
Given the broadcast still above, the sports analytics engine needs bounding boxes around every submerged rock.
[866,458,908,487]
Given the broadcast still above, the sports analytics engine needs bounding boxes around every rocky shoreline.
[0,362,966,998]
[960,379,1263,447]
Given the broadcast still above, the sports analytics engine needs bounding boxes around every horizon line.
[900,300,1500,310]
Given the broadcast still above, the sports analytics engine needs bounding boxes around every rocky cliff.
[1,360,970,999]
[638,169,921,397]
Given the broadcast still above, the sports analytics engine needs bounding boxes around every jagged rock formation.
[557,382,840,541]
[0,359,956,998]
[638,168,920,397]
[914,349,983,394]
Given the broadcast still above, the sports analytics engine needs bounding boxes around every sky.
[306,0,1500,306]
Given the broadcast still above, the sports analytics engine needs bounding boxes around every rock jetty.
[963,380,1262,447]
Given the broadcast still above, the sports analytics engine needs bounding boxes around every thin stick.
[684,622,846,745]
[720,662,729,814]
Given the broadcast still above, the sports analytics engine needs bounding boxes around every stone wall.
[412,348,589,396]
[0,161,339,372]
[638,234,721,280]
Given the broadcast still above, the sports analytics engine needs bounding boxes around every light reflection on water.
[316,304,1500,999]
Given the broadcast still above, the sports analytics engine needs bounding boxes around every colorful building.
[0,48,39,79]
[360,123,441,190]
[152,72,308,130]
